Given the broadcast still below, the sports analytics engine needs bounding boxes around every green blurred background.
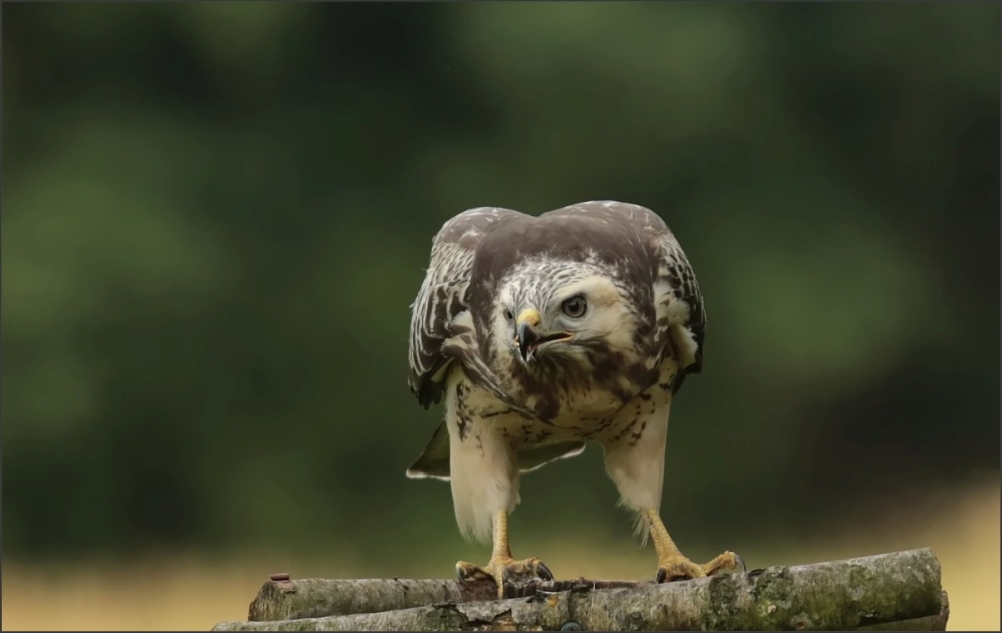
[2,2,999,630]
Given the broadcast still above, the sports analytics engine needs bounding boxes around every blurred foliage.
[2,3,998,563]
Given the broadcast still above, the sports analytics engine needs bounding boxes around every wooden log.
[247,578,639,621]
[213,548,947,631]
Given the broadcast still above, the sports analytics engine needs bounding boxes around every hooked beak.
[515,308,573,362]
[517,322,539,361]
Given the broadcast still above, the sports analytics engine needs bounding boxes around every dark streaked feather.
[655,229,706,392]
[407,207,526,407]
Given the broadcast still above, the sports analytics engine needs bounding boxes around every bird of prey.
[406,200,741,597]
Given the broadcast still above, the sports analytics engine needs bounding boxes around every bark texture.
[213,548,947,631]
[247,579,638,622]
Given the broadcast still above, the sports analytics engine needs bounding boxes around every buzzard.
[406,201,742,596]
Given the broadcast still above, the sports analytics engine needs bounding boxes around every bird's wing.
[650,217,706,392]
[408,207,526,408]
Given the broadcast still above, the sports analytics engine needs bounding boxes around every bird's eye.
[504,308,513,321]
[561,295,587,318]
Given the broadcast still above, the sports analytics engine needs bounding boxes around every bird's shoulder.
[431,207,529,251]
[541,199,669,233]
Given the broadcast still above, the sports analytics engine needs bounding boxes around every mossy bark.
[213,548,947,631]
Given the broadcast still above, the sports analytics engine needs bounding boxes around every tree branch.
[213,548,947,631]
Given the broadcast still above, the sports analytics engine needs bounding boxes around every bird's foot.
[456,555,554,598]
[655,550,745,583]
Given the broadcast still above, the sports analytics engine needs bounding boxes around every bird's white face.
[492,265,639,366]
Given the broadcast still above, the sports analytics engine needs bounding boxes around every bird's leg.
[644,508,744,582]
[455,511,553,598]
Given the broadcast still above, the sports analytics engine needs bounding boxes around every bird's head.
[490,257,638,367]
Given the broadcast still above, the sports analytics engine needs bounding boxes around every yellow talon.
[455,511,553,598]
[644,508,744,583]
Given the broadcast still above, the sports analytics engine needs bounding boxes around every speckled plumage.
[406,200,706,546]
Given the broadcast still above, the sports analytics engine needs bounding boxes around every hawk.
[406,200,742,596]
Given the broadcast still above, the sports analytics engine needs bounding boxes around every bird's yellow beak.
[516,308,542,361]
[516,308,542,329]
[514,308,572,361]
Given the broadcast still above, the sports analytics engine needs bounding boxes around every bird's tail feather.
[406,422,451,480]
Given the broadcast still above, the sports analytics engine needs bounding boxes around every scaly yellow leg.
[456,511,553,597]
[644,508,744,582]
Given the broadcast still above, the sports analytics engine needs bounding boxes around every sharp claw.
[656,568,668,584]
[537,562,554,581]
[456,562,486,583]
[733,553,746,573]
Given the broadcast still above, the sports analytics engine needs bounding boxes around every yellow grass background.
[3,477,998,631]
